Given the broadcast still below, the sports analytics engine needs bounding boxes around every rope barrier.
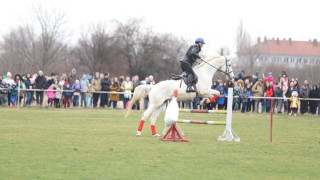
[0,88,133,94]
[0,88,320,100]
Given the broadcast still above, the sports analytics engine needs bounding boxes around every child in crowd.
[54,82,63,108]
[86,84,94,107]
[46,84,55,107]
[233,85,241,111]
[289,91,299,116]
[72,80,82,107]
[241,88,249,113]
[63,83,73,108]
[217,90,226,110]
[246,84,253,112]
[0,81,8,106]
[217,82,224,92]
[8,84,19,107]
[265,72,276,91]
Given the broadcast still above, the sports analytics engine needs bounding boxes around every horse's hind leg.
[149,104,165,137]
[136,105,157,136]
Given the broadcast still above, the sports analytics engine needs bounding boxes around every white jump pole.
[217,88,240,142]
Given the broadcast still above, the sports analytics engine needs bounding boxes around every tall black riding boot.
[186,74,195,93]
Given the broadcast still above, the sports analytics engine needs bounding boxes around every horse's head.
[223,56,234,80]
[210,56,235,80]
[196,55,235,80]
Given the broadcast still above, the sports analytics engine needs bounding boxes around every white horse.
[126,56,235,136]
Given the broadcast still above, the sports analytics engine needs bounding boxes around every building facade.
[238,37,320,68]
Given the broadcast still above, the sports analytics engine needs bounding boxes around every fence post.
[270,99,273,143]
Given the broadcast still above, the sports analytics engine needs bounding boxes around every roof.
[257,40,320,56]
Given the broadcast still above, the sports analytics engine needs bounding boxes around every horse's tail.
[125,85,153,117]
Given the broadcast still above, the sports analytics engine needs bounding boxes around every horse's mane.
[194,56,223,69]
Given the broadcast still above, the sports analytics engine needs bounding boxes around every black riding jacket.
[180,44,201,66]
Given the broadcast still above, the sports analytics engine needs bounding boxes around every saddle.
[171,72,198,85]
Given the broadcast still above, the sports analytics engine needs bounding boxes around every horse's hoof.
[136,131,142,137]
[152,134,161,137]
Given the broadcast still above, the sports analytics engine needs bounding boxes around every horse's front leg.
[199,89,220,105]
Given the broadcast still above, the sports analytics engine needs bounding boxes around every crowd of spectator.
[179,71,320,116]
[0,69,319,116]
[0,68,155,110]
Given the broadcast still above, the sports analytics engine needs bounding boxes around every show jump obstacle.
[179,109,227,114]
[216,88,240,142]
[161,88,240,142]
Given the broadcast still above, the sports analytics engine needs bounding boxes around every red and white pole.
[270,99,273,143]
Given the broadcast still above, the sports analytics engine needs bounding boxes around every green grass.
[0,108,319,180]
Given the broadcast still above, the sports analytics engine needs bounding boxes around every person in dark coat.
[180,38,205,92]
[24,73,35,106]
[235,70,245,81]
[45,73,57,89]
[309,85,319,115]
[318,82,320,116]
[0,81,8,106]
[100,72,111,108]
[35,70,46,106]
[252,71,260,85]
[299,85,309,114]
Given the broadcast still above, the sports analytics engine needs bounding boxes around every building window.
[284,57,289,63]
[297,58,301,64]
[303,59,308,64]
[290,58,294,63]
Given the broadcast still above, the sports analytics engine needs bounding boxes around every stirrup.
[186,87,196,93]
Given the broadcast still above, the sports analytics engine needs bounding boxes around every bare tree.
[33,6,68,72]
[149,33,186,80]
[0,25,38,73]
[1,15,186,81]
[236,20,260,75]
[113,18,150,77]
[114,18,186,80]
[74,23,118,73]
[0,6,68,74]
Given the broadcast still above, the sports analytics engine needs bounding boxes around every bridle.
[202,57,233,78]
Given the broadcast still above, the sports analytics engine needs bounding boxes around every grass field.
[0,108,319,180]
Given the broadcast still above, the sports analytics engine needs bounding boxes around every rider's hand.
[200,58,204,61]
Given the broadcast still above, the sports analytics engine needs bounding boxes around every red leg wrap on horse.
[210,95,219,103]
[151,125,157,135]
[137,120,145,131]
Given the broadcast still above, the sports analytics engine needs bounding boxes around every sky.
[1,0,319,56]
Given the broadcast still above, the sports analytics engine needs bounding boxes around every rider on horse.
[180,38,205,93]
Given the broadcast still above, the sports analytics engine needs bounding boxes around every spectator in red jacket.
[265,81,274,113]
